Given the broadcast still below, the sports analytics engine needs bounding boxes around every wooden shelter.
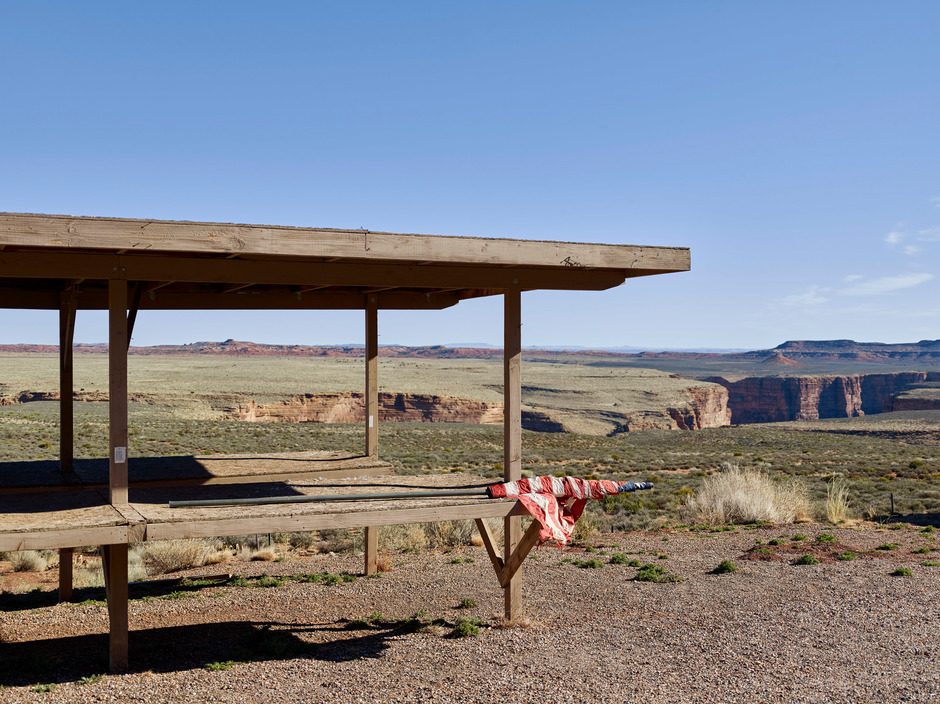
[0,212,690,672]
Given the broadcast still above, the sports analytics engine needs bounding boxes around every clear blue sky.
[2,1,938,350]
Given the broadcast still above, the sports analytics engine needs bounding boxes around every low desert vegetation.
[712,560,738,574]
[683,463,810,525]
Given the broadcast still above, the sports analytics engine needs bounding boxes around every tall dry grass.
[142,539,214,575]
[685,463,810,525]
[826,477,851,523]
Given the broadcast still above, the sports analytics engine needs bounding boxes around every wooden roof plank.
[0,212,690,273]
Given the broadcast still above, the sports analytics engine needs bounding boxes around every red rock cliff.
[709,372,936,424]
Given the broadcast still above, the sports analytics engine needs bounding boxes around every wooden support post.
[109,279,129,505]
[364,525,378,575]
[59,287,77,601]
[365,295,378,457]
[364,297,379,575]
[58,547,73,603]
[59,286,77,473]
[503,287,522,621]
[106,280,130,671]
[101,543,129,673]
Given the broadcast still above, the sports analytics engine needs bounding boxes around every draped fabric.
[487,476,652,544]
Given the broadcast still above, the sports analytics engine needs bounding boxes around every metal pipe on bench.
[168,480,654,509]
[169,488,489,508]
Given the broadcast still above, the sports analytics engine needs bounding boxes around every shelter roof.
[0,212,690,310]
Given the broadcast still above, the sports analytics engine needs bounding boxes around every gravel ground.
[2,523,939,703]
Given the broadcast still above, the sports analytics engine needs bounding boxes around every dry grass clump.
[826,477,851,523]
[143,539,213,576]
[424,520,476,548]
[10,550,48,572]
[685,463,810,525]
[379,524,428,552]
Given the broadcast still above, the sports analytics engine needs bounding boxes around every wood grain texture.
[109,280,128,504]
[0,212,690,272]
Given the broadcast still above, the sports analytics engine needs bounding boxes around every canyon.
[708,372,940,424]
[2,340,939,435]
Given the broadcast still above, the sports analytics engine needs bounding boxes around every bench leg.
[58,548,73,603]
[364,526,378,575]
[504,515,521,621]
[101,544,129,673]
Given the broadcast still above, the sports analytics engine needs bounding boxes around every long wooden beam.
[0,251,633,290]
[0,287,461,311]
[0,212,691,272]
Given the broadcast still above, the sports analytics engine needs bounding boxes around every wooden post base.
[101,543,129,673]
[364,525,378,575]
[58,547,73,602]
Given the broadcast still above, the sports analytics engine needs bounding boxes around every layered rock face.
[667,386,732,430]
[234,392,566,432]
[709,372,940,424]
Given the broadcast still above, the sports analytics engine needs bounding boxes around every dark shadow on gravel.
[0,618,417,686]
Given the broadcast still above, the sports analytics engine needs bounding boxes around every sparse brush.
[572,512,598,542]
[144,539,212,575]
[423,520,476,548]
[891,567,913,577]
[318,528,356,553]
[285,532,319,551]
[10,551,47,572]
[825,476,851,523]
[684,463,809,525]
[794,554,820,565]
[250,547,276,562]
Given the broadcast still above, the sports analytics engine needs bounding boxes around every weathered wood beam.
[144,501,525,541]
[0,212,691,272]
[0,251,632,291]
[0,287,461,310]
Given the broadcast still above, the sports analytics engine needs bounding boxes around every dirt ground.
[2,522,939,703]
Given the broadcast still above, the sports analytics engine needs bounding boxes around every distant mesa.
[761,351,802,366]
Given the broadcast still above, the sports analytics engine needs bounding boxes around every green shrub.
[792,534,807,542]
[837,551,857,561]
[713,560,738,574]
[794,554,820,565]
[815,533,836,544]
[876,543,899,551]
[609,553,629,564]
[451,617,482,638]
[457,598,477,609]
[633,563,681,583]
[206,661,239,671]
[891,567,913,577]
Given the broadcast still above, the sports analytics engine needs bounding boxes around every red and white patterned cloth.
[487,476,625,544]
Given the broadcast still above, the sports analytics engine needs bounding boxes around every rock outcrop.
[709,372,940,424]
[234,392,568,432]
